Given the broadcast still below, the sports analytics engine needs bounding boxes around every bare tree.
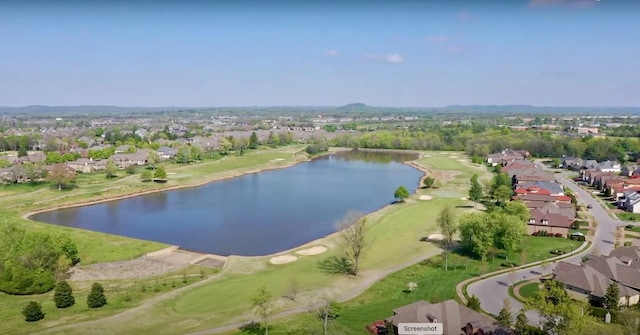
[288,276,299,302]
[336,211,371,276]
[317,300,341,335]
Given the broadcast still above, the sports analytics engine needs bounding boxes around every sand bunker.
[270,255,298,264]
[419,195,433,200]
[295,246,328,256]
[428,233,445,241]
[272,158,285,161]
[460,197,467,200]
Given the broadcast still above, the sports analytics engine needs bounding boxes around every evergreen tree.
[53,280,75,308]
[496,299,513,327]
[17,145,28,157]
[22,301,45,322]
[153,167,167,181]
[249,131,259,149]
[87,282,107,308]
[605,282,620,310]
[466,295,481,311]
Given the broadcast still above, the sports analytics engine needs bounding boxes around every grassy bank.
[25,151,494,335]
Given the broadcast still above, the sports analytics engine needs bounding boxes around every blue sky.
[1,0,639,107]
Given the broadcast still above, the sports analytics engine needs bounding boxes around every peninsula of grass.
[518,282,541,300]
[21,151,496,335]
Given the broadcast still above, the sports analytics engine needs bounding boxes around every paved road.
[467,169,623,326]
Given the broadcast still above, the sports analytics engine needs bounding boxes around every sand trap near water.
[460,197,467,200]
[419,195,433,200]
[428,233,445,241]
[270,255,298,264]
[295,246,328,256]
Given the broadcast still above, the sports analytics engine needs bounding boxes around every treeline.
[0,224,79,295]
[329,126,640,162]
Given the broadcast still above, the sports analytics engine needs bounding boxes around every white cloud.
[364,53,404,63]
[324,50,339,56]
[386,54,404,63]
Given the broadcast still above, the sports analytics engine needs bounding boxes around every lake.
[31,150,423,256]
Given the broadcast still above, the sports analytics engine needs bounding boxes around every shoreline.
[22,147,432,261]
[22,148,320,221]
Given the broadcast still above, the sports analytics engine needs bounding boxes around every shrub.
[501,261,519,267]
[624,242,632,247]
[554,233,564,238]
[22,301,45,322]
[53,281,75,308]
[87,282,107,308]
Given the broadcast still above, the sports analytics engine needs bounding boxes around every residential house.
[527,208,574,237]
[561,156,581,169]
[110,151,148,169]
[577,127,599,135]
[486,149,530,167]
[624,192,640,213]
[517,181,565,196]
[157,146,177,160]
[553,246,640,307]
[66,158,107,173]
[621,165,640,178]
[385,300,514,335]
[597,160,622,173]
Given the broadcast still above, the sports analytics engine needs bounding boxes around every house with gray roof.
[385,299,514,335]
[597,160,621,173]
[624,192,640,213]
[519,181,565,196]
[553,246,640,307]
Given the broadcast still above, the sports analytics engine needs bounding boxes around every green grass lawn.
[230,236,581,335]
[617,213,640,222]
[518,282,541,300]
[21,150,495,335]
[625,226,640,233]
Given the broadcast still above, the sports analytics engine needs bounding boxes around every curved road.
[467,169,625,326]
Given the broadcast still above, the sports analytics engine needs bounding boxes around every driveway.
[466,169,623,326]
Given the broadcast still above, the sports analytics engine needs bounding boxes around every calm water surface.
[32,151,423,256]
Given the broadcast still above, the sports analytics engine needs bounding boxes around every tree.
[497,299,513,327]
[394,186,410,203]
[437,206,457,271]
[527,279,593,335]
[105,160,117,179]
[153,167,167,181]
[53,280,75,308]
[22,301,45,322]
[87,282,107,308]
[317,300,341,335]
[219,137,232,155]
[406,282,418,293]
[469,174,483,209]
[140,170,152,182]
[422,176,435,188]
[500,200,530,223]
[336,211,371,276]
[605,282,620,310]
[515,308,529,335]
[493,185,513,204]
[288,276,299,302]
[46,164,76,190]
[494,213,527,260]
[459,213,494,260]
[466,295,481,311]
[249,131,259,149]
[251,286,275,335]
[18,145,28,157]
[147,151,160,170]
